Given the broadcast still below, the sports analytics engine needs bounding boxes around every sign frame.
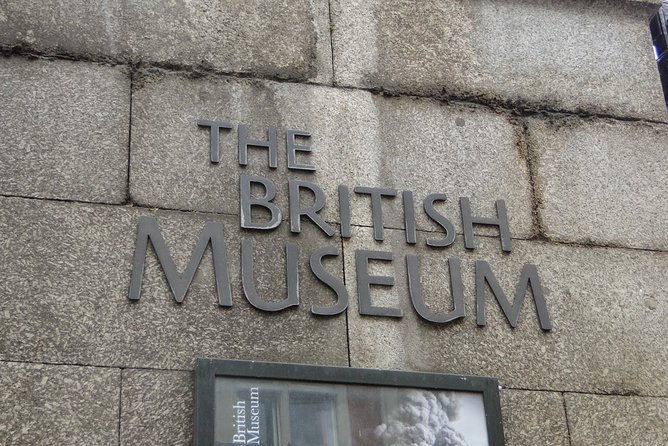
[194,358,505,446]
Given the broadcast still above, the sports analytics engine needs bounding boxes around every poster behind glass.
[215,377,488,446]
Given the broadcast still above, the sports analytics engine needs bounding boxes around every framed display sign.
[195,359,504,446]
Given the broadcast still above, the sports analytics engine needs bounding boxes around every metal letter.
[238,124,278,168]
[355,250,402,318]
[197,119,233,164]
[241,239,299,311]
[286,130,315,171]
[475,260,552,330]
[239,175,282,230]
[353,186,397,241]
[338,184,352,238]
[309,247,349,315]
[407,255,465,323]
[403,191,417,245]
[128,216,232,306]
[460,197,512,252]
[288,180,335,236]
[424,194,456,248]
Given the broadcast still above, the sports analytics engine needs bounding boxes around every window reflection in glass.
[214,377,487,446]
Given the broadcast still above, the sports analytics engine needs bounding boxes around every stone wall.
[0,1,666,444]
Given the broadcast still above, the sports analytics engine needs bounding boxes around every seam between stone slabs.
[326,0,337,87]
[561,391,668,401]
[117,369,123,446]
[340,235,352,368]
[0,193,242,221]
[3,193,668,254]
[2,193,668,254]
[0,192,128,207]
[0,358,191,373]
[561,392,575,446]
[534,237,668,254]
[127,63,668,126]
[2,358,666,400]
[499,384,668,400]
[0,44,124,68]
[514,118,550,240]
[2,49,665,126]
[124,70,134,205]
[0,46,331,88]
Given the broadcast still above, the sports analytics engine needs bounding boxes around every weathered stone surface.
[0,361,120,445]
[565,393,668,445]
[0,0,332,83]
[501,390,569,446]
[630,0,663,4]
[344,227,668,396]
[331,0,667,121]
[121,369,192,446]
[0,57,129,203]
[364,95,534,239]
[528,118,668,251]
[0,1,123,58]
[0,196,348,369]
[130,72,534,238]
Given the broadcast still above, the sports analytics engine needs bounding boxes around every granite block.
[0,0,332,83]
[501,389,569,446]
[528,118,668,251]
[121,369,193,446]
[331,0,667,121]
[565,393,668,446]
[0,361,120,445]
[0,57,129,203]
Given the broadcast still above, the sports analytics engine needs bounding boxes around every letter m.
[475,260,552,331]
[128,216,232,306]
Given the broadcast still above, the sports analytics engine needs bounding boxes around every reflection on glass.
[289,391,337,446]
[214,378,488,446]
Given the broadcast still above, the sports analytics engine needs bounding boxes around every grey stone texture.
[0,0,332,83]
[501,390,569,446]
[331,0,667,121]
[343,227,668,396]
[565,393,668,445]
[121,369,192,446]
[528,118,668,251]
[0,57,129,203]
[130,72,535,238]
[0,361,120,445]
[0,196,348,369]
